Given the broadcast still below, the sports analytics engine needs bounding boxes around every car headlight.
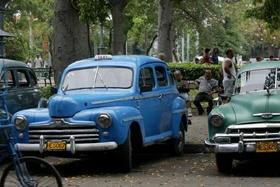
[15,115,27,132]
[210,114,224,128]
[97,113,112,128]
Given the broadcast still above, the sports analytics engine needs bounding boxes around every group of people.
[195,48,220,65]
[174,48,237,115]
[256,55,279,62]
[26,55,45,68]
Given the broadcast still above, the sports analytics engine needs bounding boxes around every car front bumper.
[205,139,280,153]
[206,123,280,153]
[15,135,118,154]
[205,139,255,153]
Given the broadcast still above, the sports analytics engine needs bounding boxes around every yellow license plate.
[46,141,66,151]
[256,141,278,153]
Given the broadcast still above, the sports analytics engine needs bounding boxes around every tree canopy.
[2,0,280,64]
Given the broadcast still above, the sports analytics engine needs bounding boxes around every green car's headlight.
[15,115,27,132]
[97,113,112,128]
[210,114,224,128]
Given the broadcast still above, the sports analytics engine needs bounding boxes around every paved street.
[44,116,280,187]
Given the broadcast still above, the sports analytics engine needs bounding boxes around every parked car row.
[2,56,280,173]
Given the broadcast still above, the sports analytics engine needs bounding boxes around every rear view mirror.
[51,87,58,94]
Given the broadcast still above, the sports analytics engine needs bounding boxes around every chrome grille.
[29,124,99,144]
[224,124,280,143]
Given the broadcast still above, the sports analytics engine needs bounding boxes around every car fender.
[12,108,51,143]
[72,106,145,145]
[171,96,187,138]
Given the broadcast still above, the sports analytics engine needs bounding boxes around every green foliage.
[78,0,109,24]
[246,0,280,30]
[168,63,222,81]
[40,85,53,99]
[4,0,54,60]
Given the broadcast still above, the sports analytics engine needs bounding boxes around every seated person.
[194,69,219,115]
[174,70,192,119]
[174,70,189,100]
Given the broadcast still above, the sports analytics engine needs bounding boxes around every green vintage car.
[205,61,280,173]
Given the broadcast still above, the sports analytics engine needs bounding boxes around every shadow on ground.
[232,155,280,177]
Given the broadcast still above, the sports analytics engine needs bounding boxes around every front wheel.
[215,153,233,173]
[0,156,63,187]
[115,130,133,172]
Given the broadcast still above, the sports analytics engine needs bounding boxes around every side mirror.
[51,87,58,94]
[140,85,153,93]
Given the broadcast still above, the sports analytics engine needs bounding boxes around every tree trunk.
[158,0,173,62]
[110,0,127,55]
[52,0,90,83]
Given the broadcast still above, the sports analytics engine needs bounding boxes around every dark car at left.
[0,59,41,115]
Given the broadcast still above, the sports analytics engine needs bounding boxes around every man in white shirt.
[194,69,219,115]
[222,49,236,97]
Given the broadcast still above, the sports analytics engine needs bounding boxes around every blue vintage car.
[13,55,188,171]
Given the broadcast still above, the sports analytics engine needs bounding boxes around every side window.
[5,70,16,88]
[155,66,168,87]
[17,70,30,88]
[28,71,37,86]
[139,67,155,92]
[168,72,175,86]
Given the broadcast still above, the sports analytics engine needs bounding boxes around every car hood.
[230,90,280,124]
[48,91,133,118]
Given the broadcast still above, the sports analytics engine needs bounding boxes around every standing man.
[194,69,218,115]
[222,48,236,97]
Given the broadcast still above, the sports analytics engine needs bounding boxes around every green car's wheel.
[215,153,233,173]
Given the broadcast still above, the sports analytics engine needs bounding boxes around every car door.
[27,69,41,107]
[15,68,37,109]
[154,65,173,133]
[138,66,161,139]
[3,69,22,114]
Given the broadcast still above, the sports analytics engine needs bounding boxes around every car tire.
[115,130,133,172]
[215,153,233,173]
[171,122,185,156]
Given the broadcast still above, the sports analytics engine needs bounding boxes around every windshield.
[235,68,280,94]
[62,67,133,91]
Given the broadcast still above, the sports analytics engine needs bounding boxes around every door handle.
[158,94,163,99]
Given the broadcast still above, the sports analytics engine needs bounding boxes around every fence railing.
[32,67,54,87]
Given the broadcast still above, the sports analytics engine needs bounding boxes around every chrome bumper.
[15,135,118,154]
[205,139,280,153]
[206,123,280,153]
[205,139,255,153]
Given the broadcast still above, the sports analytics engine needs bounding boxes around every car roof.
[67,55,165,70]
[238,61,280,74]
[0,59,28,69]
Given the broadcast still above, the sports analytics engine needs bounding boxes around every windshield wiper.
[92,66,108,90]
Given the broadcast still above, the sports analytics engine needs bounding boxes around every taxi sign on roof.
[95,55,112,60]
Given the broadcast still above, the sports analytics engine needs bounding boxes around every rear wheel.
[0,156,63,187]
[215,153,233,173]
[171,122,185,156]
